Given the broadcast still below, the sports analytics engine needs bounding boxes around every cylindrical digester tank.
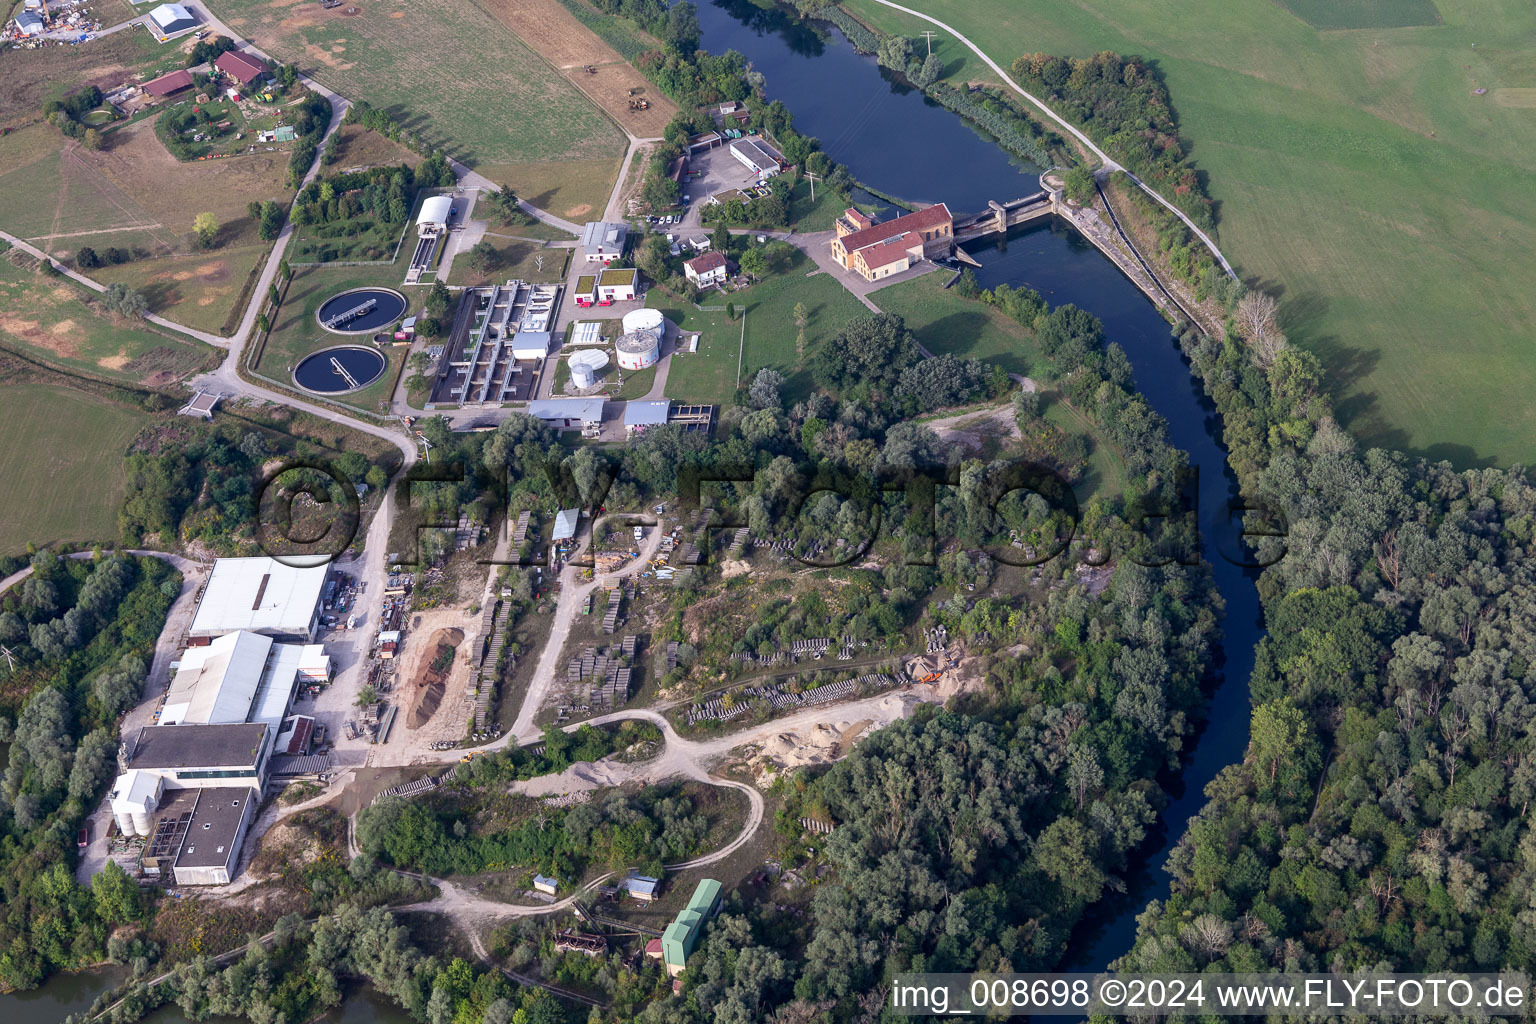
[621,307,664,337]
[616,330,660,370]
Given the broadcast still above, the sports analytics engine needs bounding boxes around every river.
[690,0,1263,971]
[1,3,1262,1018]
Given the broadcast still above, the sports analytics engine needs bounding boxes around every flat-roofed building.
[729,137,783,178]
[528,398,604,431]
[624,400,670,437]
[170,786,258,885]
[596,267,638,303]
[580,221,628,264]
[123,722,272,791]
[189,557,330,642]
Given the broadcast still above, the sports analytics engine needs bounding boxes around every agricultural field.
[0,256,218,386]
[478,0,677,137]
[661,252,870,406]
[253,260,411,415]
[475,157,625,225]
[0,383,147,556]
[0,116,290,334]
[205,0,628,202]
[844,0,1536,466]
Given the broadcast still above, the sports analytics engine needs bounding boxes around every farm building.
[831,203,953,282]
[147,3,197,37]
[573,274,597,307]
[143,69,196,98]
[188,557,331,643]
[580,221,628,264]
[528,398,604,432]
[729,137,783,178]
[624,400,669,437]
[15,10,44,34]
[653,879,723,977]
[684,250,727,287]
[597,267,638,303]
[417,195,453,238]
[214,50,271,86]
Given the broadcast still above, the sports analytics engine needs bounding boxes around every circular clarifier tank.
[315,287,407,333]
[293,345,387,394]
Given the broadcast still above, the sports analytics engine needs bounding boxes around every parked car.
[77,825,89,849]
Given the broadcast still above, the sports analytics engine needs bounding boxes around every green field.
[844,0,1536,466]
[207,0,627,173]
[254,261,411,415]
[0,385,146,556]
[0,259,219,386]
[869,270,1038,375]
[661,254,870,406]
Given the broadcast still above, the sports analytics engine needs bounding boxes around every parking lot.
[673,142,763,230]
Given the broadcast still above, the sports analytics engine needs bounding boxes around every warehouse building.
[624,400,670,437]
[189,557,330,643]
[136,785,258,886]
[528,398,605,433]
[729,137,783,178]
[161,630,328,728]
[147,3,197,38]
[580,221,628,264]
[15,10,44,35]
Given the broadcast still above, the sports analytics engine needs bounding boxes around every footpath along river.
[1,2,1264,1018]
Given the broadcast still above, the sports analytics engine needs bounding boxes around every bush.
[75,246,101,270]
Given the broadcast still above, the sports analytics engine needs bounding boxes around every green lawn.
[843,0,1536,466]
[446,238,568,288]
[254,261,413,415]
[207,0,627,171]
[0,259,218,386]
[661,254,869,406]
[868,270,1038,375]
[0,385,146,556]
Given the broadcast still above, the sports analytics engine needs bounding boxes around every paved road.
[867,0,1236,278]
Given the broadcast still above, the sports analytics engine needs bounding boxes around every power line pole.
[921,30,936,56]
[804,170,819,202]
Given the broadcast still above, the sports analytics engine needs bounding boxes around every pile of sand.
[404,627,464,729]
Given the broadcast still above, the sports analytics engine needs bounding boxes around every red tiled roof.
[841,208,873,230]
[143,69,195,97]
[645,938,663,955]
[215,50,270,84]
[838,202,951,254]
[855,232,919,271]
[686,251,726,274]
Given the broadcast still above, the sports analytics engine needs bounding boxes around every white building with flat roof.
[189,557,330,642]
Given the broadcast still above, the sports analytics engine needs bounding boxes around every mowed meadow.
[207,0,628,215]
[847,0,1536,466]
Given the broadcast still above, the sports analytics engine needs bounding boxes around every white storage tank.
[616,330,660,370]
[568,349,609,390]
[110,769,163,837]
[621,307,664,338]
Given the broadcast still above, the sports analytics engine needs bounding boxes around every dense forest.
[1010,50,1214,228]
[0,553,177,990]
